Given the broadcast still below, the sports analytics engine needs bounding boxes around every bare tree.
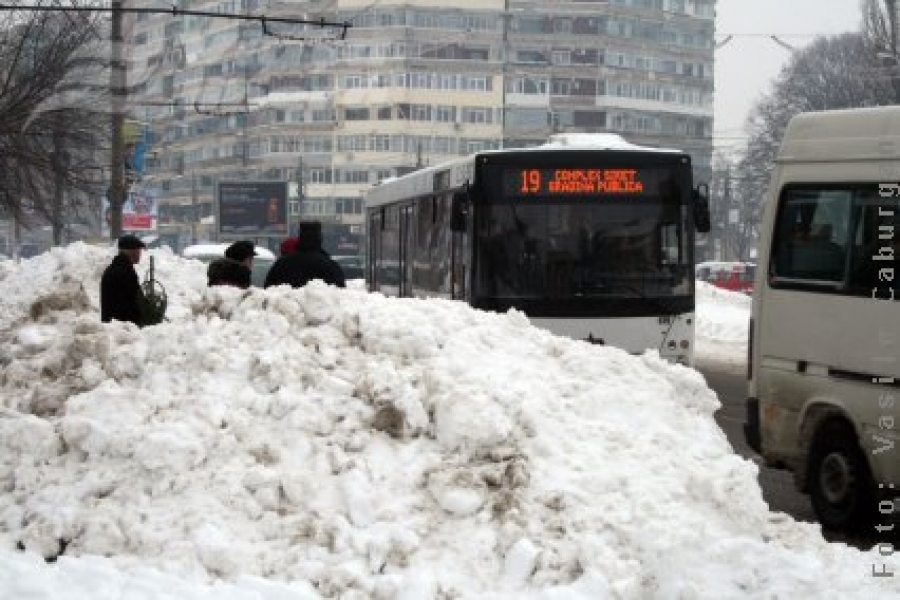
[862,0,900,99]
[0,3,109,245]
[731,32,895,257]
[863,0,897,54]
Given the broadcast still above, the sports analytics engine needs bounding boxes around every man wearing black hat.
[207,240,255,289]
[101,234,147,326]
[224,240,257,266]
[264,221,345,289]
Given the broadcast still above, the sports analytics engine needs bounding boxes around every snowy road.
[699,363,900,551]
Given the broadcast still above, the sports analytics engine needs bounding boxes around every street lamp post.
[191,169,198,245]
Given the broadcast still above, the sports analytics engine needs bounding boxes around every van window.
[771,188,851,285]
[771,185,898,297]
[846,192,899,297]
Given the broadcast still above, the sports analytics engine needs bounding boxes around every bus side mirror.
[451,191,469,232]
[693,183,711,233]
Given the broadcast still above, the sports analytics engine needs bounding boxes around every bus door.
[451,192,469,300]
[367,211,382,291]
[400,205,414,297]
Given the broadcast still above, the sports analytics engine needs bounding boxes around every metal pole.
[501,0,509,149]
[109,0,126,239]
[296,156,303,234]
[13,213,20,262]
[191,169,197,245]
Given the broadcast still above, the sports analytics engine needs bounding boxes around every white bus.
[365,134,711,364]
[745,106,900,532]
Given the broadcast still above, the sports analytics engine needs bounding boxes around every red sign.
[123,214,153,229]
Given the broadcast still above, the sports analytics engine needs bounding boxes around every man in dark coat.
[264,221,345,289]
[101,234,146,326]
[207,257,251,288]
[207,240,255,289]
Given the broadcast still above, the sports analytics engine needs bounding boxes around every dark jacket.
[100,253,144,325]
[207,257,252,289]
[264,239,345,289]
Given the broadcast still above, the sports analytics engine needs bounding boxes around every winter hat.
[225,240,257,262]
[117,234,146,250]
[297,221,323,247]
[279,236,299,256]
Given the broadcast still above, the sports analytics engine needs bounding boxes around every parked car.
[182,243,276,287]
[333,255,364,280]
[695,261,755,294]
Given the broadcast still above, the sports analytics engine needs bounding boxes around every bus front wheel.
[807,420,875,532]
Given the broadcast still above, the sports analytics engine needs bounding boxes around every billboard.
[218,181,289,237]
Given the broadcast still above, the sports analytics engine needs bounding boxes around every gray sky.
[714,0,864,154]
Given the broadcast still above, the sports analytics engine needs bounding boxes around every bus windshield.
[476,200,691,300]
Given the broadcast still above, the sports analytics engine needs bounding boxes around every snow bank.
[0,245,894,599]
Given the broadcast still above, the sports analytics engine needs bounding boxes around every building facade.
[126,0,714,253]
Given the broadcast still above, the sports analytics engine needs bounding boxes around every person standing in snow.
[207,240,255,289]
[264,221,345,289]
[100,234,147,326]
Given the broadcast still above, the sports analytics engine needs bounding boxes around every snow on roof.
[540,133,683,153]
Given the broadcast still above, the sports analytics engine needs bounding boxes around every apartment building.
[126,0,714,253]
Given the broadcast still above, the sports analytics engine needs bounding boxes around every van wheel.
[807,420,875,532]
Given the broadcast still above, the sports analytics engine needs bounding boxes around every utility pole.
[295,156,304,234]
[108,0,127,239]
[501,0,509,149]
[191,169,198,245]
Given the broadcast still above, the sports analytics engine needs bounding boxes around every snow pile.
[0,245,895,599]
[694,281,752,371]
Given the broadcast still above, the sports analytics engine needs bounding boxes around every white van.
[745,106,899,533]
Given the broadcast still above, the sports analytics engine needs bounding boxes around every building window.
[552,50,571,65]
[373,135,391,152]
[345,107,370,121]
[436,105,456,123]
[462,107,491,124]
[340,170,369,184]
[312,109,334,122]
[309,168,332,183]
[410,104,432,121]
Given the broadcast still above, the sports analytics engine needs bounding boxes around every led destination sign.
[504,168,650,197]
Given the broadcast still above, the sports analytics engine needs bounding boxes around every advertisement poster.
[218,181,288,237]
[102,184,159,237]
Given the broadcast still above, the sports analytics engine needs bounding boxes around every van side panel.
[751,107,900,504]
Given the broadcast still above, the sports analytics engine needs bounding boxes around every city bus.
[744,106,900,532]
[365,133,711,364]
